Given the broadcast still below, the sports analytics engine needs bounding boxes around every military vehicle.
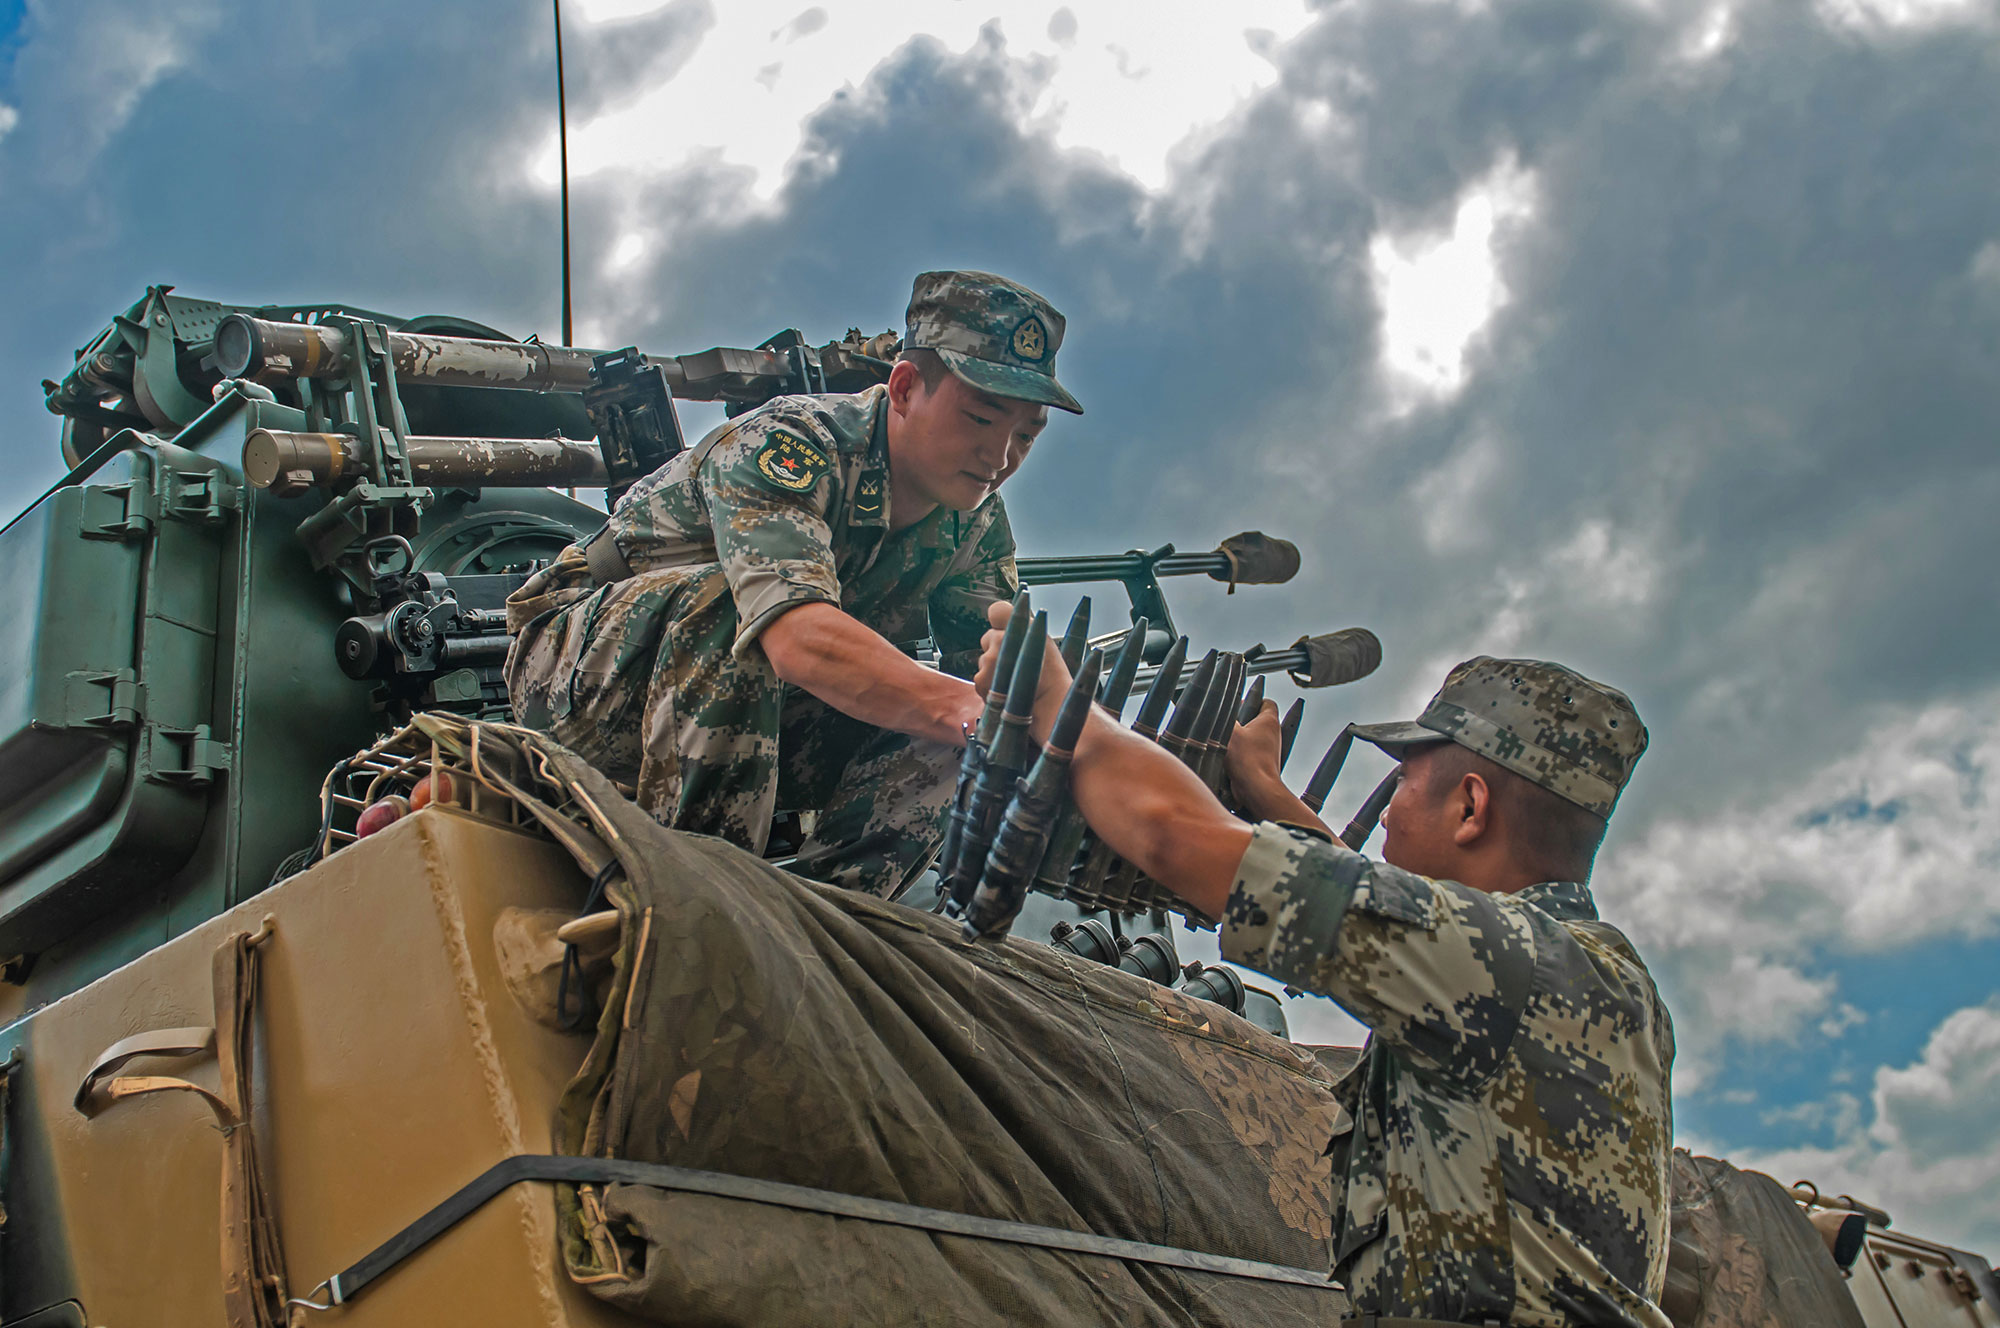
[0,287,1990,1327]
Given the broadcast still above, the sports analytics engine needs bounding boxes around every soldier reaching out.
[506,271,1081,897]
[979,613,1675,1328]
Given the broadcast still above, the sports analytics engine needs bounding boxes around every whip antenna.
[553,0,575,347]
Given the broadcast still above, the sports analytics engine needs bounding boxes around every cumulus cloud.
[1720,998,2000,1251]
[1599,692,2000,1089]
[0,0,221,186]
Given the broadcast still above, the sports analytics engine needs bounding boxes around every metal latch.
[64,669,146,728]
[147,724,232,787]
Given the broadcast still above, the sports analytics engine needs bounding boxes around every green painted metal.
[2,307,604,1014]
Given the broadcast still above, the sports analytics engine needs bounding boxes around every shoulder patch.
[753,430,832,492]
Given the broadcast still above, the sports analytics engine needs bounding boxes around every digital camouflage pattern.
[1350,656,1649,817]
[1221,824,1676,1328]
[905,269,1083,414]
[505,384,1017,895]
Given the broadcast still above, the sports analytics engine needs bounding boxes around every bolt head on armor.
[1349,656,1649,817]
[904,270,1083,415]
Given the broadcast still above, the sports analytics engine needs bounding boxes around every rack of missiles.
[939,591,1401,943]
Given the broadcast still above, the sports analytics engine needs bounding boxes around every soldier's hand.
[978,600,1073,741]
[1227,699,1288,807]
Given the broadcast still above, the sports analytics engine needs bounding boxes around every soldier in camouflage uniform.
[980,630,1673,1327]
[507,271,1081,897]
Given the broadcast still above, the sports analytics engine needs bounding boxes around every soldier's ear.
[1451,771,1493,846]
[887,358,923,415]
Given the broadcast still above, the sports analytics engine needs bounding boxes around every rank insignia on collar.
[754,431,831,492]
[854,475,883,514]
[1011,315,1048,362]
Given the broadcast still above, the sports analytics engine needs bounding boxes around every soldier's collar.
[1515,879,1599,921]
[850,399,891,527]
[910,503,955,550]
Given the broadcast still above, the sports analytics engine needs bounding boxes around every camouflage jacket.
[1221,824,1675,1328]
[592,384,1017,675]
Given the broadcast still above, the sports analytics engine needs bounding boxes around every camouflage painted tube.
[242,429,609,496]
[1301,725,1357,814]
[962,650,1104,941]
[216,315,606,393]
[1340,768,1401,850]
[215,313,818,405]
[944,611,1048,916]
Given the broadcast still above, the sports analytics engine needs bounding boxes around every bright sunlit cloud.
[554,1,1315,199]
[1368,156,1538,402]
[1816,0,1991,28]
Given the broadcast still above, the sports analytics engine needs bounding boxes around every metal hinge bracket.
[165,468,242,525]
[64,669,147,728]
[78,480,156,541]
[146,724,232,787]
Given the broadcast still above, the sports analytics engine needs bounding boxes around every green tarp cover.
[1662,1150,1868,1328]
[461,718,1350,1327]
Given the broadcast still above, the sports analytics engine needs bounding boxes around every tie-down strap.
[289,1153,1342,1311]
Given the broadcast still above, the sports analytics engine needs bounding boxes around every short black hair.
[897,346,951,393]
[1419,742,1609,883]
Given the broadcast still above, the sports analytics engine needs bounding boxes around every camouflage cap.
[905,270,1083,415]
[1350,656,1648,817]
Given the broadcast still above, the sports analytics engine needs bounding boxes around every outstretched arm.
[975,600,1248,915]
[762,603,981,747]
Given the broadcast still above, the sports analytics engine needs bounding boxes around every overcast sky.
[4,0,1998,1253]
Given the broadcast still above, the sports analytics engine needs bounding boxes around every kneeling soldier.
[506,271,1080,897]
[981,617,1674,1328]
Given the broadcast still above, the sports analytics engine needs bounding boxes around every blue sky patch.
[0,0,24,73]
[1681,934,2000,1152]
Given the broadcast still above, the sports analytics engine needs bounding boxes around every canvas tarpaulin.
[445,717,1351,1327]
[1661,1149,1868,1328]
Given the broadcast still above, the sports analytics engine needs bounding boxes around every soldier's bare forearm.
[760,602,982,746]
[1065,711,1251,918]
[1232,771,1335,839]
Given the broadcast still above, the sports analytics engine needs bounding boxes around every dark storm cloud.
[1235,0,2000,817]
[584,2,2000,832]
[9,0,1996,822]
[0,0,586,499]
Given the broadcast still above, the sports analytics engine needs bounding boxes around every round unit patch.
[1010,315,1049,362]
[754,432,831,492]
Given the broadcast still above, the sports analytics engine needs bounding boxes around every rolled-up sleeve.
[700,418,844,655]
[1221,823,1538,1088]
